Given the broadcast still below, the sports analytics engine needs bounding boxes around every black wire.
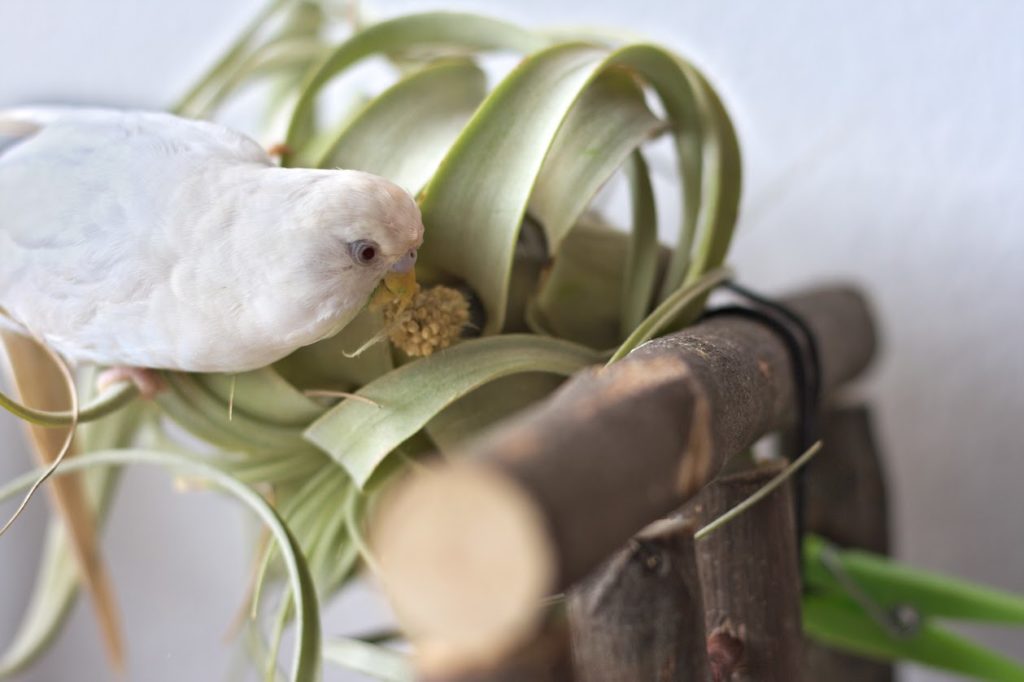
[701,281,823,586]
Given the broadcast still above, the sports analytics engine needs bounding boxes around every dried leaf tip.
[382,285,470,357]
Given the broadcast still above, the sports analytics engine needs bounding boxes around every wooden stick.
[419,610,574,682]
[373,287,876,665]
[693,460,804,682]
[0,332,124,670]
[569,518,709,682]
[802,406,893,682]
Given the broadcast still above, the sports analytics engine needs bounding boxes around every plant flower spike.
[0,3,1020,682]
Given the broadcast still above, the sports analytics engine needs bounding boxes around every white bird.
[0,107,423,381]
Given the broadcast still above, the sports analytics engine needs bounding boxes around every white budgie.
[0,107,423,376]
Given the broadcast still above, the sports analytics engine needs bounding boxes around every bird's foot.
[266,142,293,158]
[97,367,163,399]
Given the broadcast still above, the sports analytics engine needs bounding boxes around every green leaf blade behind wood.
[804,594,1024,681]
[284,12,549,164]
[608,266,731,363]
[529,218,635,349]
[303,335,601,487]
[680,67,742,289]
[421,42,735,336]
[528,68,662,252]
[318,59,488,193]
[425,372,565,453]
[620,150,660,336]
[804,535,1024,625]
[418,43,608,334]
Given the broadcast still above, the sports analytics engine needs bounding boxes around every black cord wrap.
[701,281,823,580]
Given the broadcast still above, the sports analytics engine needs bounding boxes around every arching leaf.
[318,59,488,193]
[304,335,600,487]
[283,12,549,164]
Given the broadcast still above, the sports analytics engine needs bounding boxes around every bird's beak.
[383,268,417,300]
[376,250,419,310]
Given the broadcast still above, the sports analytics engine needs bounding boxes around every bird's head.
[284,169,424,314]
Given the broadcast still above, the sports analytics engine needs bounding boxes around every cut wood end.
[372,464,556,671]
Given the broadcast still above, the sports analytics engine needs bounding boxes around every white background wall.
[2,1,1023,680]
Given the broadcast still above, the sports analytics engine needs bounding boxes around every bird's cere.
[381,285,471,357]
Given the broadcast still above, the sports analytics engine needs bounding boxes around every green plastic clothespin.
[802,534,1024,681]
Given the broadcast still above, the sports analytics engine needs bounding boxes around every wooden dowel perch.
[692,460,804,682]
[372,286,876,668]
[419,611,575,682]
[569,518,709,681]
[802,406,893,682]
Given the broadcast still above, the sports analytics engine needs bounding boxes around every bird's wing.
[0,108,274,365]
[0,106,272,162]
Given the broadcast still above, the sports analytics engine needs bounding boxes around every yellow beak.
[384,268,417,299]
[372,267,418,312]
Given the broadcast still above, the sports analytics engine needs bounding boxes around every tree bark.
[802,406,893,682]
[373,286,876,664]
[569,518,709,681]
[693,460,804,682]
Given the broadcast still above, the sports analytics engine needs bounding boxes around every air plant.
[1,2,1022,681]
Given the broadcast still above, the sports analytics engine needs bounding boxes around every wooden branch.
[803,406,893,682]
[803,406,889,553]
[418,609,574,682]
[569,518,709,681]
[693,459,804,682]
[0,332,124,670]
[373,287,875,663]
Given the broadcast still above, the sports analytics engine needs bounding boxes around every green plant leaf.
[0,401,141,677]
[317,59,488,192]
[0,450,321,682]
[157,372,309,453]
[620,150,661,336]
[173,0,289,116]
[418,43,605,335]
[420,42,734,335]
[425,372,565,453]
[529,219,634,349]
[528,68,661,251]
[174,0,329,119]
[608,266,731,363]
[804,535,1024,624]
[190,38,327,121]
[804,594,1024,681]
[283,12,549,164]
[197,368,325,428]
[323,637,412,681]
[250,466,343,620]
[304,335,600,487]
[275,306,394,392]
[679,68,742,291]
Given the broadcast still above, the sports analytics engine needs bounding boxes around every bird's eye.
[350,240,380,266]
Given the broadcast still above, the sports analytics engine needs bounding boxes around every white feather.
[0,108,423,372]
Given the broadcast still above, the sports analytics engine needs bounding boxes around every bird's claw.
[97,367,163,399]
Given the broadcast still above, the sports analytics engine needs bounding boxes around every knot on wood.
[627,537,672,577]
[707,624,745,682]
